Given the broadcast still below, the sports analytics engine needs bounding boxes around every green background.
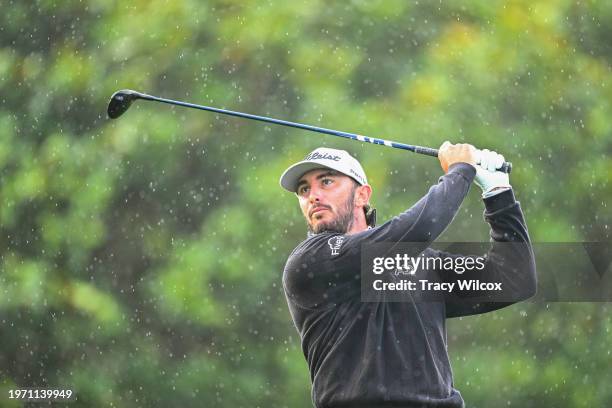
[0,0,611,406]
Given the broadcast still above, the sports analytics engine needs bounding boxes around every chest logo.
[328,236,344,256]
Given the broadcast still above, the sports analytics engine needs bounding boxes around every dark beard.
[307,186,356,234]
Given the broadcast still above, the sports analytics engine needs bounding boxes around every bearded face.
[296,170,359,235]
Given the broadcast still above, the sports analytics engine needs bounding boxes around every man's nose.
[308,185,323,203]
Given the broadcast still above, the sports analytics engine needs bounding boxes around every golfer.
[280,142,537,408]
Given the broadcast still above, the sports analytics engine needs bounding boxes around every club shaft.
[134,92,511,173]
[137,93,433,155]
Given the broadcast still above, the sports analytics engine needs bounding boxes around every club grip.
[413,146,439,157]
[499,161,512,174]
[412,146,512,174]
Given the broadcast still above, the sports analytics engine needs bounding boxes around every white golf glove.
[474,149,511,198]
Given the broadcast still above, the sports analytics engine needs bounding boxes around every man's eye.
[322,178,333,185]
[298,186,309,195]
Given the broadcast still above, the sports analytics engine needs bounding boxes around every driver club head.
[107,89,142,119]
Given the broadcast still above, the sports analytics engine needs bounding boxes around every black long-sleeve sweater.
[282,163,537,408]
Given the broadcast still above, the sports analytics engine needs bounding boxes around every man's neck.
[346,215,368,235]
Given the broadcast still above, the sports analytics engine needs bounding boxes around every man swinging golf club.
[280,142,537,408]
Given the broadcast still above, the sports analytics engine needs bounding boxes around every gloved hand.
[474,149,511,197]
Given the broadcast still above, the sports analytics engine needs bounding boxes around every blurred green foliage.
[0,0,611,407]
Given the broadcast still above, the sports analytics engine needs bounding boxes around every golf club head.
[107,89,142,119]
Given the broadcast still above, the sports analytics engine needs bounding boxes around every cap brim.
[279,161,337,192]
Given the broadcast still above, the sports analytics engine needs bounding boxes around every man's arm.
[347,162,476,248]
[439,189,537,318]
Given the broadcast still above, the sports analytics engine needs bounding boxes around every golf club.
[107,89,512,173]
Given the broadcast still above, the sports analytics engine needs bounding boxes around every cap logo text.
[305,152,341,161]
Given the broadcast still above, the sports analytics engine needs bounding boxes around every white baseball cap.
[279,147,368,192]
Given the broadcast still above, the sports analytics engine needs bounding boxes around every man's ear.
[355,184,372,207]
